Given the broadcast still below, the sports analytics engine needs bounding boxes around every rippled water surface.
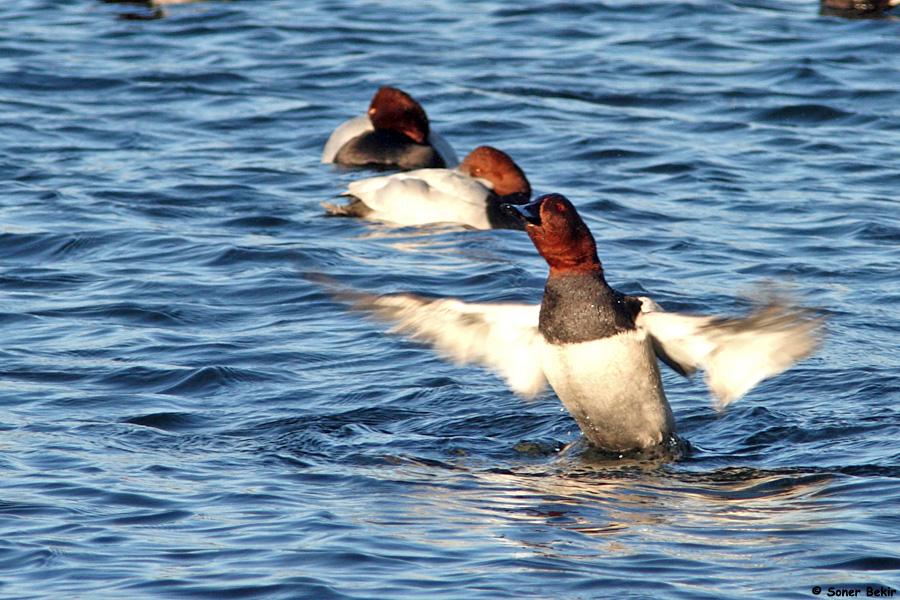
[1,1,899,598]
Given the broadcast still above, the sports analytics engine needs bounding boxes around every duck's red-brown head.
[368,87,430,145]
[458,146,531,200]
[503,194,602,275]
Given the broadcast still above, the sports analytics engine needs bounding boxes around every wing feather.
[332,286,546,397]
[637,296,824,408]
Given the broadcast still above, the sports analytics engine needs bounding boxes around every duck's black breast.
[333,130,446,170]
[539,273,642,345]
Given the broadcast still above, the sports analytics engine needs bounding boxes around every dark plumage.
[820,0,900,18]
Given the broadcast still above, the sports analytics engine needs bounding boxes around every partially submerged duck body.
[820,0,900,18]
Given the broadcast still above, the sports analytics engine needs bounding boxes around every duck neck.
[539,272,641,345]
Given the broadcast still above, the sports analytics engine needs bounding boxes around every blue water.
[1,0,899,598]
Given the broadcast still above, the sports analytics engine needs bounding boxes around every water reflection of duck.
[820,0,900,18]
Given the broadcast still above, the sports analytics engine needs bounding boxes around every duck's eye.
[554,201,566,212]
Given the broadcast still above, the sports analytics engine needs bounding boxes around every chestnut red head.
[458,146,531,200]
[503,194,602,275]
[368,87,430,144]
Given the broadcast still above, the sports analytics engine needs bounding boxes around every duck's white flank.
[341,169,496,229]
[322,115,371,163]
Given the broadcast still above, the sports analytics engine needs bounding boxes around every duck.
[330,194,824,454]
[820,0,900,17]
[322,146,531,230]
[322,87,458,170]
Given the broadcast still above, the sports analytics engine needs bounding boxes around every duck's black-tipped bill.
[501,199,542,230]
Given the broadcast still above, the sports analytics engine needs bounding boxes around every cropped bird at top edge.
[322,145,531,230]
[322,86,458,170]
[324,193,825,454]
[819,0,900,18]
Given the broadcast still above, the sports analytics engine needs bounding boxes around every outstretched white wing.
[342,290,547,397]
[637,296,824,408]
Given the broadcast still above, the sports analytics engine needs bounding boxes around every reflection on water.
[336,456,845,596]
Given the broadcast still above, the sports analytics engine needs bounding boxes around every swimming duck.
[322,87,457,170]
[334,194,824,453]
[322,146,530,230]
[820,0,900,18]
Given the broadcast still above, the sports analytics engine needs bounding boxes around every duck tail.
[321,198,372,218]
